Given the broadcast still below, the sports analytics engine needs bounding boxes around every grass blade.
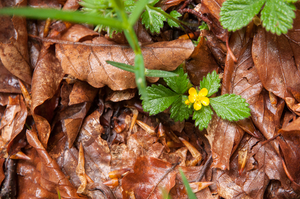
[106,61,178,77]
[0,7,125,29]
[179,168,197,199]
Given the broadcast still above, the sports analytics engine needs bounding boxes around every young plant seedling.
[141,68,251,130]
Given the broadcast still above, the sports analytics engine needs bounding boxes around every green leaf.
[220,0,266,31]
[141,84,179,115]
[141,5,166,34]
[179,169,197,199]
[261,0,296,35]
[167,10,181,28]
[210,94,251,121]
[106,61,178,77]
[164,67,192,94]
[193,105,213,131]
[199,70,221,97]
[0,7,125,30]
[284,0,298,3]
[170,96,193,122]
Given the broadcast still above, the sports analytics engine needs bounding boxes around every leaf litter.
[0,0,300,198]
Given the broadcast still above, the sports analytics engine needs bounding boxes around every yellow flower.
[187,87,210,111]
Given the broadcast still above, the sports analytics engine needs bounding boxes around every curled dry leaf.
[31,46,64,148]
[56,37,194,90]
[25,128,85,198]
[76,143,87,194]
[285,97,300,116]
[0,95,27,156]
[0,0,32,85]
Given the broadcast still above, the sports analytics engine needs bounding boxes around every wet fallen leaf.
[206,115,244,170]
[186,36,219,86]
[252,26,300,99]
[31,45,64,148]
[0,0,32,85]
[278,117,300,185]
[122,156,177,199]
[24,128,85,198]
[56,37,194,90]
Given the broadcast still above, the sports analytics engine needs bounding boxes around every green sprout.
[141,68,251,130]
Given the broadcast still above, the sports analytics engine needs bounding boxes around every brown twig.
[179,8,212,25]
[196,154,212,182]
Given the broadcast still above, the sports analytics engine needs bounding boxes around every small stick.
[196,154,212,182]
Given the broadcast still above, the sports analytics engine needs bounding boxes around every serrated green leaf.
[164,67,191,94]
[167,10,181,28]
[141,5,166,34]
[170,96,193,122]
[142,84,179,115]
[210,94,251,121]
[261,0,296,35]
[220,0,266,31]
[199,70,221,97]
[193,105,213,131]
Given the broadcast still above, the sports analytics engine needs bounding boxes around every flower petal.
[199,88,208,97]
[189,95,196,103]
[189,87,197,96]
[200,97,210,106]
[194,102,202,111]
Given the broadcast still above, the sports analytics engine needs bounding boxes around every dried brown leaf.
[0,1,32,85]
[31,46,64,148]
[186,37,219,86]
[56,37,194,90]
[252,27,300,99]
[206,115,244,170]
[122,156,177,199]
[25,128,85,198]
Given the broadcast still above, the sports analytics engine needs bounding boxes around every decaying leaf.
[0,0,32,85]
[56,37,194,90]
[122,156,177,199]
[31,46,64,148]
[252,26,300,99]
[23,128,85,198]
[206,115,244,170]
[186,36,219,86]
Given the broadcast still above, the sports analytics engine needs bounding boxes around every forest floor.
[0,0,300,198]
